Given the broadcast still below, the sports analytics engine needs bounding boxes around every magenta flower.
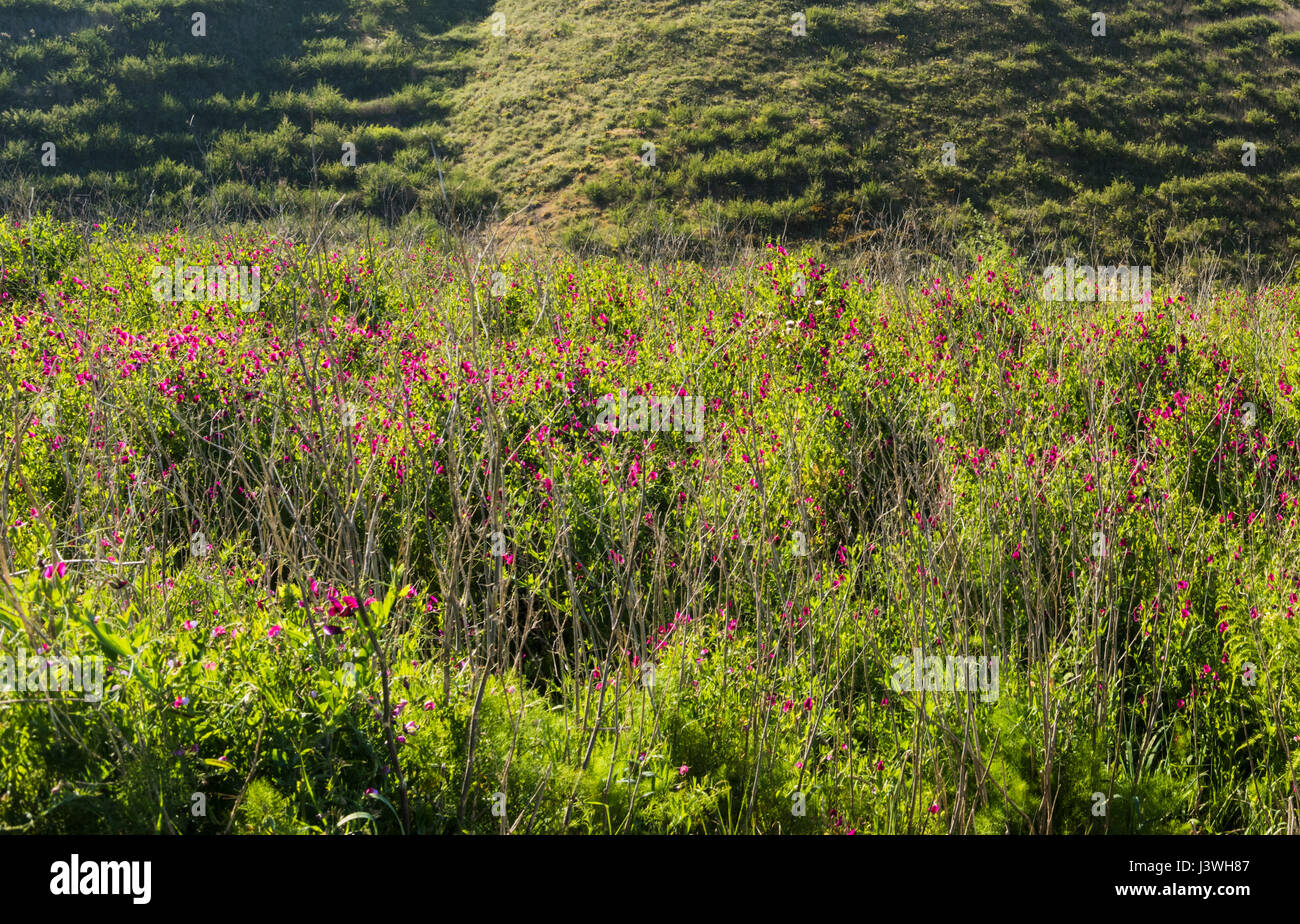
[267,625,282,640]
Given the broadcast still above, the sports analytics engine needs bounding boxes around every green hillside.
[2,0,1299,265]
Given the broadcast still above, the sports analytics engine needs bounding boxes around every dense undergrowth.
[1,213,1298,833]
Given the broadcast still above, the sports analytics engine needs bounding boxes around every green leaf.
[91,624,134,661]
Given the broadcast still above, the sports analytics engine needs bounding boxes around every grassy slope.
[1,0,1299,264]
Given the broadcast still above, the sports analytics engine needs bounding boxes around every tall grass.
[0,211,1297,833]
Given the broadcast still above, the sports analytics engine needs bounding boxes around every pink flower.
[172,696,189,708]
[267,625,282,639]
[212,625,226,637]
[181,620,196,630]
[679,765,690,776]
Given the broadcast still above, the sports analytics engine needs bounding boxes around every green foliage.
[0,1,1296,270]
[1,217,1298,835]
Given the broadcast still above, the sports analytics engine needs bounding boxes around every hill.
[1,0,1299,260]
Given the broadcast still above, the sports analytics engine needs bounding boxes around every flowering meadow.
[1,214,1298,834]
